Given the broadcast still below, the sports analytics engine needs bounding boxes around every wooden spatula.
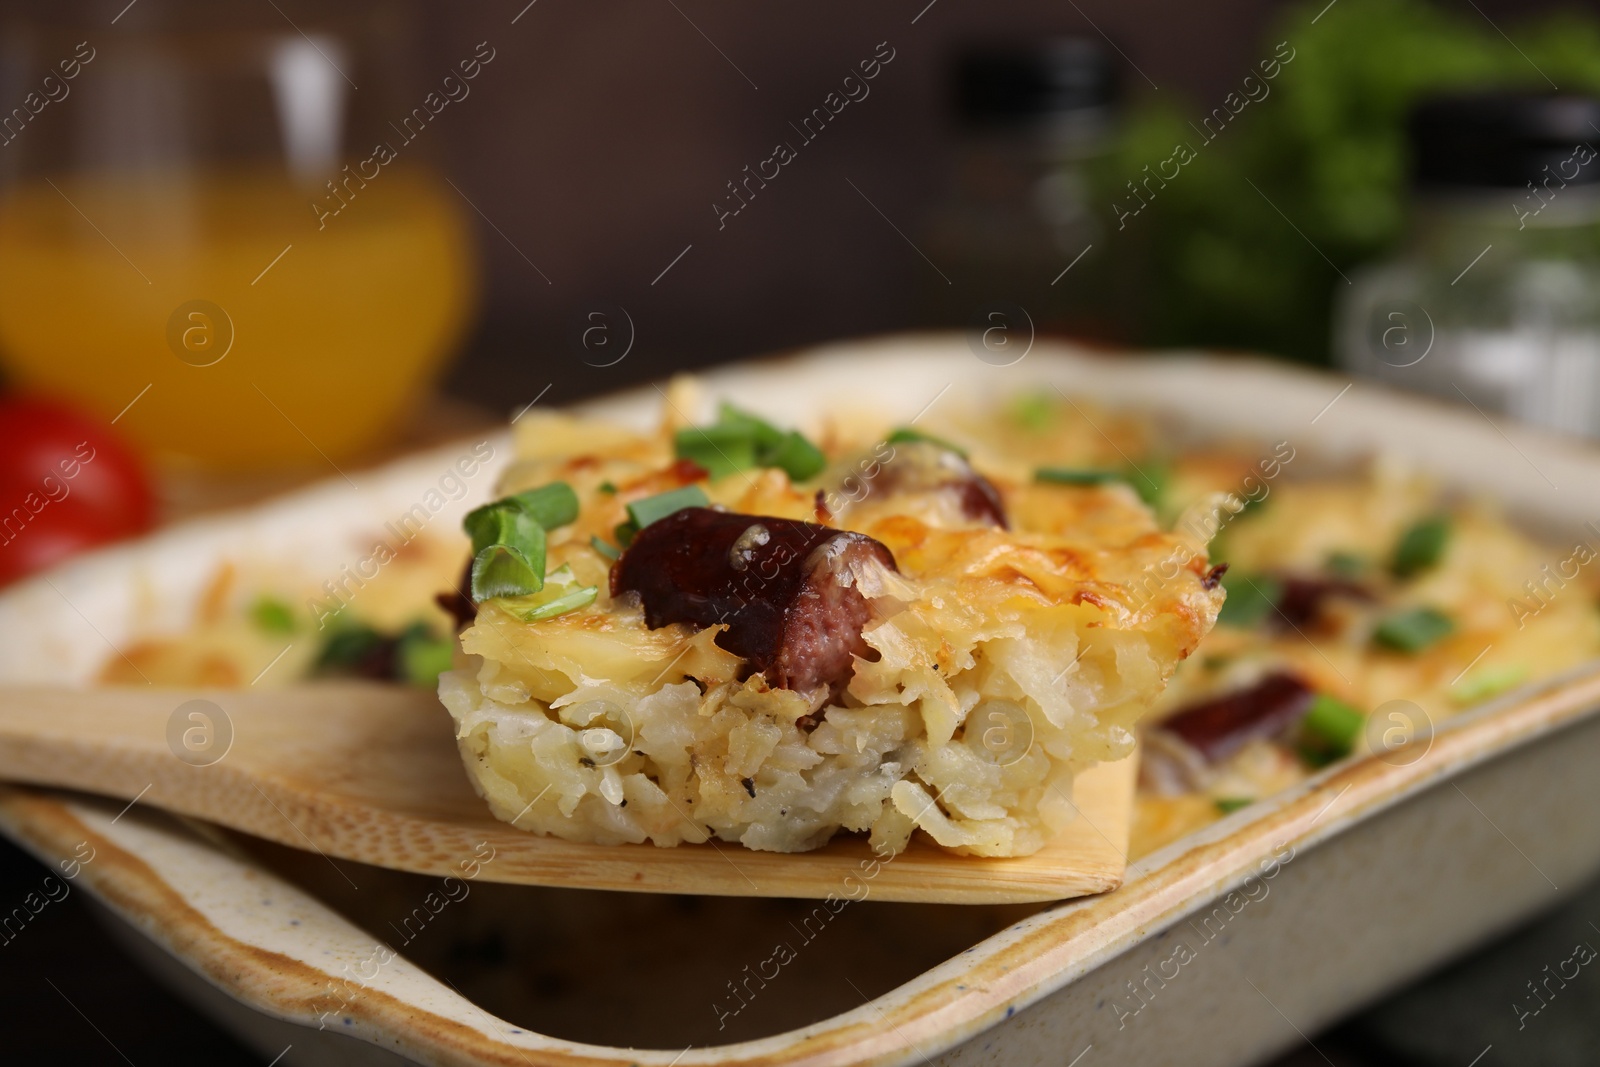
[0,683,1135,903]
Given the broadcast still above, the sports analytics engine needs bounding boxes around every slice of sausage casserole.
[439,386,1224,856]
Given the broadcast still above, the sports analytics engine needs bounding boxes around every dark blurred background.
[6,0,1600,1063]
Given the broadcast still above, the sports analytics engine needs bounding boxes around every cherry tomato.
[0,397,156,585]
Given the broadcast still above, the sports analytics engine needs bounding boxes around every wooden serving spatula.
[0,684,1135,904]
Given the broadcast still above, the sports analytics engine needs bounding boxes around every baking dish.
[3,334,1598,1066]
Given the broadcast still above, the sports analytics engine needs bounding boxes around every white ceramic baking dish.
[3,334,1599,1067]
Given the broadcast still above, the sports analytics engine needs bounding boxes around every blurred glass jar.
[918,40,1118,339]
[0,0,477,470]
[1337,94,1600,437]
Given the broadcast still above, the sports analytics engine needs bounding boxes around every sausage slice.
[611,507,897,692]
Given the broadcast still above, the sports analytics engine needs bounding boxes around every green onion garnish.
[598,480,618,495]
[1217,573,1283,629]
[675,423,758,481]
[314,623,384,674]
[1214,797,1254,815]
[1009,392,1054,432]
[471,540,546,602]
[1392,515,1451,578]
[626,485,709,530]
[462,482,579,603]
[397,623,455,687]
[1035,467,1123,486]
[1373,606,1454,653]
[590,535,621,560]
[1452,663,1528,705]
[1299,692,1365,764]
[250,596,296,634]
[501,565,599,623]
[1325,550,1367,578]
[673,403,825,482]
[886,427,968,458]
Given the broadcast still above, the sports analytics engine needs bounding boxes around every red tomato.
[0,397,156,585]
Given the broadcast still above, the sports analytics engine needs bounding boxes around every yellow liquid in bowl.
[0,168,476,469]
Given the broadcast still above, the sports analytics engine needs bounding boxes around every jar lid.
[953,39,1118,130]
[1409,92,1600,190]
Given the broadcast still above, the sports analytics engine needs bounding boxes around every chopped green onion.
[673,404,825,482]
[715,401,785,451]
[1452,663,1528,705]
[1214,797,1254,815]
[590,535,621,560]
[598,480,618,495]
[674,424,759,481]
[1392,515,1451,578]
[314,622,385,674]
[396,624,455,687]
[1009,392,1054,432]
[462,482,578,604]
[1130,464,1168,509]
[1217,573,1283,629]
[1325,550,1368,578]
[1374,606,1454,653]
[1299,693,1365,764]
[250,596,296,634]
[501,565,598,622]
[465,503,543,557]
[886,427,968,458]
[503,482,579,530]
[626,485,710,530]
[763,430,826,481]
[471,538,546,602]
[1035,467,1124,486]
[514,584,599,622]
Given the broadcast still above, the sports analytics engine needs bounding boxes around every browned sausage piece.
[870,441,1008,528]
[610,507,898,692]
[1158,671,1316,763]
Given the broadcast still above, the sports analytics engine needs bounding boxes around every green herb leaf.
[765,430,826,481]
[1451,663,1529,705]
[1010,392,1055,432]
[1035,467,1125,486]
[249,596,297,634]
[673,404,826,482]
[1217,573,1283,629]
[1325,550,1368,578]
[514,584,599,622]
[1214,796,1255,815]
[314,623,385,674]
[716,401,785,451]
[1299,692,1365,763]
[886,427,969,458]
[1373,606,1454,653]
[470,537,546,602]
[503,482,579,531]
[674,424,759,481]
[626,485,710,531]
[1392,515,1451,578]
[396,624,455,687]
